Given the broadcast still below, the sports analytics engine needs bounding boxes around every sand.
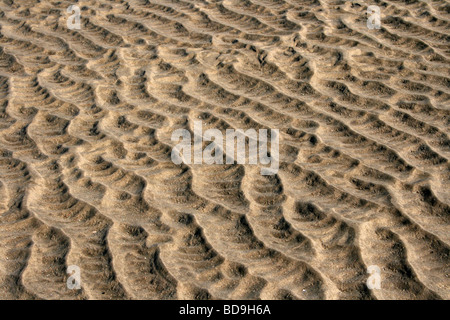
[0,0,448,300]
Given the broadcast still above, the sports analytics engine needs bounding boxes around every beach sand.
[0,0,448,299]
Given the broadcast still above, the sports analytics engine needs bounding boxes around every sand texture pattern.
[0,0,449,300]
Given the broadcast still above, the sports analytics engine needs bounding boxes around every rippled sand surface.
[0,0,449,300]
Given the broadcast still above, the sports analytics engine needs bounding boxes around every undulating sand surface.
[0,0,449,300]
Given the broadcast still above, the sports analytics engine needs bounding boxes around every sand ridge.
[0,0,449,299]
